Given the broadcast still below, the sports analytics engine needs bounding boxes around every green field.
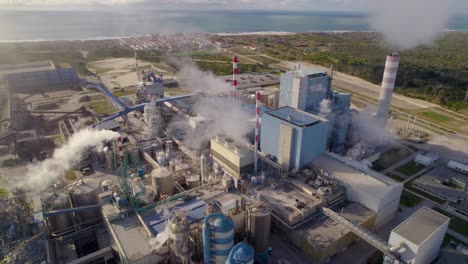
[419,111,451,122]
[65,170,77,181]
[248,55,281,65]
[88,100,115,115]
[386,172,405,182]
[399,190,422,207]
[376,147,413,170]
[395,161,426,176]
[113,90,135,97]
[433,208,468,237]
[0,188,9,197]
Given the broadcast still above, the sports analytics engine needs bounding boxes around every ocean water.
[0,10,466,41]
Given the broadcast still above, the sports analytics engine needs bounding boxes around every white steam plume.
[23,129,120,192]
[370,0,454,49]
[170,59,252,149]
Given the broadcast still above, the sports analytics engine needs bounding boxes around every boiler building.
[279,69,351,153]
[260,106,328,171]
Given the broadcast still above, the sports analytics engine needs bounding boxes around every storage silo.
[226,242,255,264]
[151,167,174,197]
[69,177,101,226]
[170,213,191,263]
[203,213,234,264]
[46,193,73,234]
[247,204,271,262]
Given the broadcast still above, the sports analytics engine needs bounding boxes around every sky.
[0,0,467,13]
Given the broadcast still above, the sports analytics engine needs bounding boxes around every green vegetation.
[217,32,468,113]
[399,190,422,207]
[0,187,9,197]
[386,172,405,182]
[113,90,135,97]
[248,55,281,65]
[187,61,270,76]
[404,179,446,205]
[432,208,468,237]
[442,234,468,247]
[226,47,259,55]
[65,170,77,181]
[88,100,115,115]
[419,111,451,123]
[395,161,426,176]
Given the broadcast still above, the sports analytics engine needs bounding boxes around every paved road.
[447,229,468,244]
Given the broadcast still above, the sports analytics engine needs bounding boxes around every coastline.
[0,30,466,43]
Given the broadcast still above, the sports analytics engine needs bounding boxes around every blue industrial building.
[260,106,329,171]
[279,68,352,153]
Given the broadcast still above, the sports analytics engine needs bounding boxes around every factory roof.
[301,202,375,249]
[256,180,323,226]
[265,106,323,127]
[392,207,449,246]
[313,154,402,198]
[295,68,327,77]
[220,73,280,89]
[6,68,80,93]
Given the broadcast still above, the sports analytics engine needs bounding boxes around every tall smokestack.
[254,91,260,174]
[134,47,140,82]
[232,56,238,98]
[117,136,123,161]
[377,53,400,127]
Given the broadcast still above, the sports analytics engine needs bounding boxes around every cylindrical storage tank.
[151,167,174,197]
[105,150,114,171]
[69,177,101,226]
[47,194,73,234]
[203,213,234,264]
[170,216,191,262]
[100,180,113,192]
[186,175,201,189]
[226,242,254,264]
[248,205,271,262]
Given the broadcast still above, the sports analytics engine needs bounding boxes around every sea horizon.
[0,9,467,42]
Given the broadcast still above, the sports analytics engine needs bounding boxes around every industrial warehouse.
[0,49,465,264]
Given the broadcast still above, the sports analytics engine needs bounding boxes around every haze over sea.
[0,10,467,42]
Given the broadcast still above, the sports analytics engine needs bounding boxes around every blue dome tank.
[226,242,255,264]
[214,217,234,232]
[203,213,235,264]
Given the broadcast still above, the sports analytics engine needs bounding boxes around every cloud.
[369,0,455,49]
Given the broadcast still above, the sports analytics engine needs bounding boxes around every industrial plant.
[0,48,465,264]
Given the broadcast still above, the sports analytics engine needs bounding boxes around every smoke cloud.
[169,59,252,149]
[22,128,120,192]
[370,0,454,49]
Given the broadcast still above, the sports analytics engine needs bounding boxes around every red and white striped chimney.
[117,136,124,161]
[232,56,238,98]
[254,91,260,174]
[377,53,400,127]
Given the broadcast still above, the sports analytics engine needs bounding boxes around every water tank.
[151,167,174,197]
[47,194,73,234]
[69,177,101,225]
[203,213,234,264]
[100,179,113,192]
[226,242,254,264]
[248,205,271,257]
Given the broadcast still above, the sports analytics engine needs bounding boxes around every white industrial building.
[210,136,254,178]
[388,207,449,264]
[313,153,403,228]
